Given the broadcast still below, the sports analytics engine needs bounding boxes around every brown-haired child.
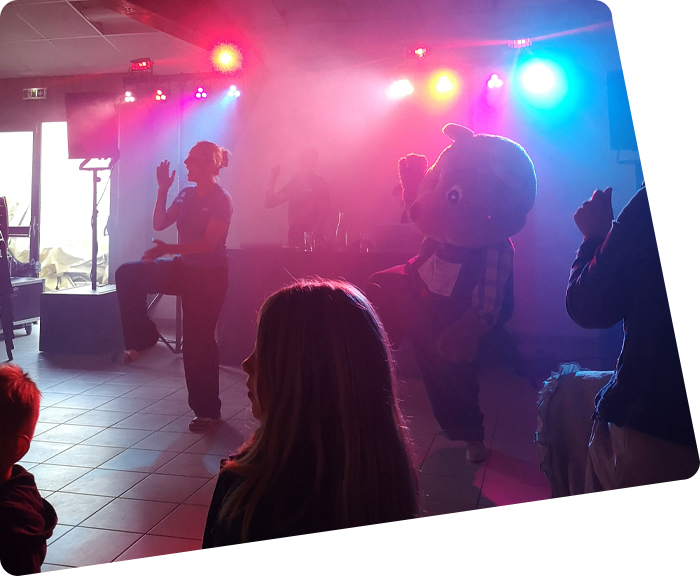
[0,364,57,575]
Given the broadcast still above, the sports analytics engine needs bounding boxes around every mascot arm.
[398,154,428,208]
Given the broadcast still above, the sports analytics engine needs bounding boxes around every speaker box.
[65,92,119,160]
[40,285,124,354]
[608,68,656,150]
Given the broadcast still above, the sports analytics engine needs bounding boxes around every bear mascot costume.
[366,123,536,462]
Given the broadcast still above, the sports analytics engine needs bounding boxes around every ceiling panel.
[0,38,80,73]
[0,4,43,41]
[11,1,100,39]
[50,35,124,69]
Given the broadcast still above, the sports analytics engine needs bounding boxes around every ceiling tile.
[50,36,125,71]
[0,38,79,72]
[0,5,44,41]
[12,1,100,39]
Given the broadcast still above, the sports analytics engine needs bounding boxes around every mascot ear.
[443,124,475,142]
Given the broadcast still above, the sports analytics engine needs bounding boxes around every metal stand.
[146,293,183,354]
[79,157,118,291]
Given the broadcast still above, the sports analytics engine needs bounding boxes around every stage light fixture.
[155,89,169,101]
[388,79,414,99]
[123,91,135,103]
[228,85,241,98]
[508,39,532,49]
[195,86,208,99]
[211,43,243,73]
[413,47,428,58]
[130,57,153,72]
[487,74,503,89]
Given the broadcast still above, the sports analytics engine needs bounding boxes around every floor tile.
[184,477,218,506]
[65,410,129,427]
[183,423,247,456]
[80,497,178,533]
[47,524,74,545]
[45,492,113,525]
[43,381,101,395]
[478,479,550,507]
[131,431,201,452]
[99,448,178,473]
[45,526,141,567]
[38,407,87,424]
[137,399,191,416]
[53,395,115,410]
[46,444,125,468]
[94,397,157,413]
[121,473,208,503]
[34,424,104,444]
[41,563,71,571]
[121,386,176,400]
[31,464,92,491]
[66,372,124,383]
[61,469,149,497]
[153,452,222,479]
[149,504,209,540]
[19,441,71,464]
[38,393,79,408]
[108,534,202,576]
[81,383,138,397]
[111,412,179,431]
[81,428,154,448]
[159,415,198,433]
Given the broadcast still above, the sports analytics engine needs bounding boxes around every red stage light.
[413,47,428,58]
[130,57,153,72]
[211,43,243,73]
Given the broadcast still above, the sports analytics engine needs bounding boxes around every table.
[218,247,415,366]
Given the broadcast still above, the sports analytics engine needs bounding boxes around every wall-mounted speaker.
[65,92,119,160]
[608,68,656,150]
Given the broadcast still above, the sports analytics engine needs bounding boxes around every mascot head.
[403,124,536,247]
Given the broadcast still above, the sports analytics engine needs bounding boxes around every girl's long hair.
[219,278,418,540]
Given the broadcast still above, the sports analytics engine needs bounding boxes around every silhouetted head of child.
[0,365,41,484]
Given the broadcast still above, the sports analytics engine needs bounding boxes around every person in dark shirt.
[541,72,700,576]
[202,279,418,546]
[0,364,57,576]
[115,141,233,433]
[265,147,330,248]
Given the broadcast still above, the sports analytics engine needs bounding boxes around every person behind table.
[115,140,233,433]
[567,183,699,491]
[264,147,330,248]
[0,365,57,576]
[202,279,418,545]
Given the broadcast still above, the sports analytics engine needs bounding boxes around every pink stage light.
[155,89,167,101]
[124,91,135,103]
[195,87,208,99]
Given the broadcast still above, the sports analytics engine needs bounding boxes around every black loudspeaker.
[608,68,656,150]
[40,285,124,354]
[65,92,119,160]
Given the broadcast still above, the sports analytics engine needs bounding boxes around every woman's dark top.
[199,470,396,576]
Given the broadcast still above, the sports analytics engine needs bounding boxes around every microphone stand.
[79,155,119,291]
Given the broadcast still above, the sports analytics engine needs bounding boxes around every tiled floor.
[7,321,550,571]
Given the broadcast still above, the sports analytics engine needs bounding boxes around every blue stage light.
[516,59,568,108]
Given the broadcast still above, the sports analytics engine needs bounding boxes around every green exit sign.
[23,88,47,100]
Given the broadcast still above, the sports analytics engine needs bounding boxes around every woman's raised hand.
[157,160,176,193]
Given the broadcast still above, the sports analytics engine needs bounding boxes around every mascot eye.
[446,186,462,205]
